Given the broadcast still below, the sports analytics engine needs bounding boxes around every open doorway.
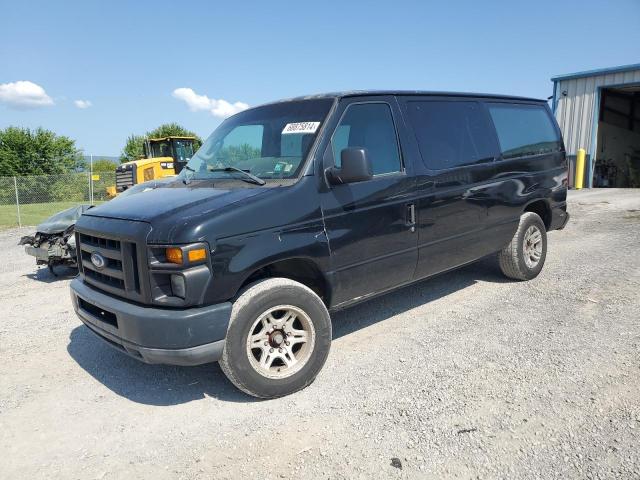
[594,86,640,187]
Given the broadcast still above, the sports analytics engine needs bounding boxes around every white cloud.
[172,87,248,118]
[0,81,54,109]
[74,99,92,109]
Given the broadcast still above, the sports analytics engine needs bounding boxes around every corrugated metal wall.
[554,68,640,156]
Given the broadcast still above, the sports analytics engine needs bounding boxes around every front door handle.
[406,203,416,233]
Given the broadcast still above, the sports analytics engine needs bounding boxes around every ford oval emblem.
[90,252,106,269]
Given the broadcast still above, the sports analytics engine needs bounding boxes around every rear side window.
[487,104,561,159]
[331,103,402,175]
[406,101,497,170]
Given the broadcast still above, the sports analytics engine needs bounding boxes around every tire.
[498,212,547,281]
[219,277,332,399]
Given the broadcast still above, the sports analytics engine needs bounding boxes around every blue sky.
[1,0,638,156]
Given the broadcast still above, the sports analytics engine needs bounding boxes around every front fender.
[208,222,331,303]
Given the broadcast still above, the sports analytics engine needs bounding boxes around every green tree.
[120,134,145,163]
[120,123,202,163]
[219,143,261,164]
[90,158,118,172]
[0,126,83,176]
[147,123,202,144]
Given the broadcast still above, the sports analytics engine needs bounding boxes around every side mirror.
[327,147,373,185]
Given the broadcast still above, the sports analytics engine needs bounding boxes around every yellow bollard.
[575,148,586,190]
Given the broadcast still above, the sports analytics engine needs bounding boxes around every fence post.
[89,154,94,204]
[13,176,22,228]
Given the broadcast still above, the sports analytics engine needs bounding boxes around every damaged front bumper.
[24,245,52,262]
[20,229,78,269]
[20,204,92,270]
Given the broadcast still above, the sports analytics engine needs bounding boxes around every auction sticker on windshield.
[282,122,320,135]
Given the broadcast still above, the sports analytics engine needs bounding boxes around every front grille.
[78,232,141,300]
[84,268,125,290]
[116,169,134,191]
[80,233,121,251]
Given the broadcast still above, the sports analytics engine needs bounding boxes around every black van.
[70,91,569,398]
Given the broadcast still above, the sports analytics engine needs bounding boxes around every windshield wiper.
[209,166,266,186]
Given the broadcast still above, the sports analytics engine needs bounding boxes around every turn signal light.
[165,246,208,265]
[187,248,207,262]
[166,247,183,264]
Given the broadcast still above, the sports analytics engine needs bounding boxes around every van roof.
[283,90,546,103]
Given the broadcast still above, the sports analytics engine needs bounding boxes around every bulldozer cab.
[143,137,196,174]
[113,136,197,193]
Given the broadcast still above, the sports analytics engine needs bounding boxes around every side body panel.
[317,96,418,307]
[397,95,503,280]
[397,96,568,282]
[486,103,569,236]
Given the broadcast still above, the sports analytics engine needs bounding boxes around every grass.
[0,201,104,229]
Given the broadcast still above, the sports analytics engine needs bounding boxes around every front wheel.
[219,278,332,399]
[498,212,547,281]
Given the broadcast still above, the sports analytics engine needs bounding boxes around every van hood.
[84,183,269,223]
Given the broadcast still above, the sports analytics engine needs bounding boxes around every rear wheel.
[498,212,547,281]
[219,278,332,399]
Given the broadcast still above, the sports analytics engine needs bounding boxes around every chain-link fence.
[0,172,116,229]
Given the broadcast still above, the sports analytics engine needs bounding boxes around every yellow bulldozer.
[107,136,196,196]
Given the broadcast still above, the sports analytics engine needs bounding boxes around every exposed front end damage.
[19,205,93,274]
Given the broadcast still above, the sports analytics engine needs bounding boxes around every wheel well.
[239,258,329,305]
[524,200,551,229]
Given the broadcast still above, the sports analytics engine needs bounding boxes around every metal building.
[551,63,640,187]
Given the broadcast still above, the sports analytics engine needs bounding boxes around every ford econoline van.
[71,91,569,398]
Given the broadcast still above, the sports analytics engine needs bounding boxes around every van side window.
[332,103,401,175]
[406,101,497,170]
[487,104,561,159]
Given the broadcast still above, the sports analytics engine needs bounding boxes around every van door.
[399,97,501,279]
[319,98,418,306]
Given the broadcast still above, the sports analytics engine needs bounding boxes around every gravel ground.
[1,189,639,479]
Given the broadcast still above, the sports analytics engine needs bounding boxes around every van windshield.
[181,99,334,182]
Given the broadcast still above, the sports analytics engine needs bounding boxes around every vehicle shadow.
[67,326,255,405]
[66,256,507,405]
[332,256,508,340]
[25,266,77,283]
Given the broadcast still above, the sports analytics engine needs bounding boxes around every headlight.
[147,242,212,305]
[164,244,208,266]
[166,247,183,264]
